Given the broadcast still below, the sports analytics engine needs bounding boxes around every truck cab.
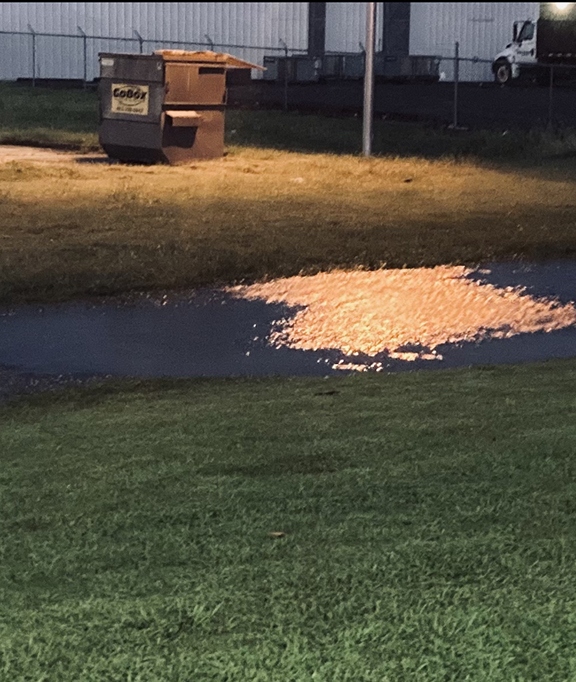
[493,20,537,84]
[493,10,576,85]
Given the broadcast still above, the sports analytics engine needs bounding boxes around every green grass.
[2,360,576,680]
[0,84,99,151]
[230,108,576,161]
[2,82,576,160]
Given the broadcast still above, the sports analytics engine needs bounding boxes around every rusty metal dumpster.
[98,50,262,164]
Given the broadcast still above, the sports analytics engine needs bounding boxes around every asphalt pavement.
[1,263,576,388]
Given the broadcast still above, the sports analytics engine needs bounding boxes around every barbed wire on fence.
[1,28,576,129]
[0,26,309,86]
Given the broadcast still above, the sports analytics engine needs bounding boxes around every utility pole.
[362,2,376,156]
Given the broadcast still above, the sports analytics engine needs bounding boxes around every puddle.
[228,265,576,368]
[1,262,576,393]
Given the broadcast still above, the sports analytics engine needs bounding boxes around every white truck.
[492,14,576,84]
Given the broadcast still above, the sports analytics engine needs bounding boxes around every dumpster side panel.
[99,119,164,163]
[99,80,164,123]
[99,54,164,83]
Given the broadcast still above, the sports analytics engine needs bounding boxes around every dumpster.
[98,50,262,164]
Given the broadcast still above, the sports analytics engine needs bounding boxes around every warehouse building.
[0,2,540,82]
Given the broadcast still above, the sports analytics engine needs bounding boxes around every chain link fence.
[246,46,576,130]
[1,29,576,130]
[0,27,307,84]
[437,44,576,130]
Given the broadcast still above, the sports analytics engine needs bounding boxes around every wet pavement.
[1,261,576,399]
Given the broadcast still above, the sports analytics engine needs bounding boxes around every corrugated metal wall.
[0,2,545,82]
[325,2,541,80]
[0,2,309,80]
[409,2,540,81]
[325,3,384,53]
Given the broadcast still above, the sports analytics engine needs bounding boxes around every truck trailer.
[493,4,576,84]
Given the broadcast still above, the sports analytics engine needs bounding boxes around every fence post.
[279,39,289,111]
[28,24,36,87]
[548,65,554,130]
[204,34,215,50]
[363,1,376,157]
[78,26,87,88]
[453,41,459,128]
[133,29,144,54]
[359,41,366,76]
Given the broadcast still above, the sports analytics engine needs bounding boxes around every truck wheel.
[494,61,511,85]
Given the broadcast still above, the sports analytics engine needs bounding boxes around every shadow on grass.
[3,84,576,163]
[1,180,576,305]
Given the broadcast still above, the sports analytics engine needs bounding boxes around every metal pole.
[548,65,554,129]
[280,39,289,112]
[28,24,36,87]
[362,2,376,156]
[78,26,87,88]
[205,34,215,50]
[133,29,144,54]
[453,41,459,129]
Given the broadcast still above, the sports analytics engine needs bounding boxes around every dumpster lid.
[154,50,264,70]
[165,110,203,127]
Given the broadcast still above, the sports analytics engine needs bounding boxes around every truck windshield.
[517,21,535,42]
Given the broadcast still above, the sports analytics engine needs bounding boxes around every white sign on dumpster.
[111,83,149,115]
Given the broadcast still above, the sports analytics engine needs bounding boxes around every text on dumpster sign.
[111,83,149,115]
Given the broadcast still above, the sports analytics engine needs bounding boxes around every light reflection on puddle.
[1,262,576,385]
[228,266,576,371]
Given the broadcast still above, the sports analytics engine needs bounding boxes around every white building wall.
[409,2,540,81]
[0,2,544,83]
[325,2,384,53]
[0,2,309,80]
[324,2,541,80]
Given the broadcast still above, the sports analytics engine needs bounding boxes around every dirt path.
[0,145,107,164]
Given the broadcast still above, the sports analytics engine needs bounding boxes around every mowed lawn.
[2,361,576,681]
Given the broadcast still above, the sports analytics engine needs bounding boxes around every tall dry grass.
[1,150,575,303]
